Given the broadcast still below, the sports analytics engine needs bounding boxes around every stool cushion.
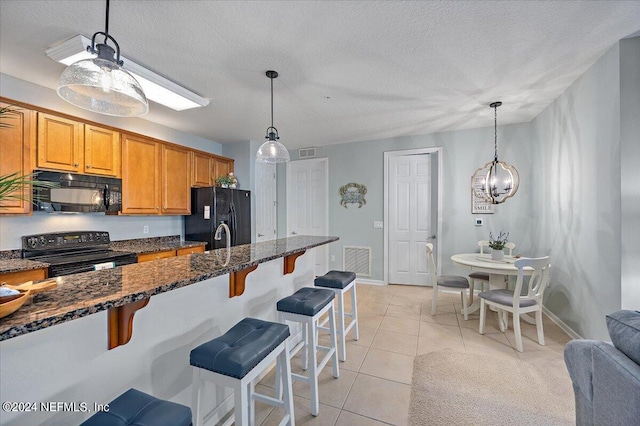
[190,318,290,379]
[277,287,335,316]
[81,388,191,426]
[469,271,490,281]
[437,275,469,289]
[315,270,357,289]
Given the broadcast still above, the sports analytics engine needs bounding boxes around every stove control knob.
[102,232,109,241]
[88,233,94,241]
[28,237,38,249]
[39,236,47,246]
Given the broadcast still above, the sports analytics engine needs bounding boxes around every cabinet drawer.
[137,250,176,263]
[0,268,48,286]
[176,246,205,256]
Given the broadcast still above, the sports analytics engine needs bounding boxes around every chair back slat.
[513,257,551,305]
[478,240,490,254]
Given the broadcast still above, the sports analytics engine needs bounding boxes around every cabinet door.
[121,134,160,214]
[37,113,82,172]
[162,144,191,215]
[191,151,212,187]
[213,158,233,181]
[0,103,35,214]
[137,250,176,263]
[84,125,120,177]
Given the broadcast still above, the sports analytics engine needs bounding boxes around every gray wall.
[529,42,623,339]
[0,74,223,249]
[279,123,534,282]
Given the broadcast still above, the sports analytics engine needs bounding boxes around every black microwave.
[33,171,122,213]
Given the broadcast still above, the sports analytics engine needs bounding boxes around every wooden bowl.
[0,289,31,319]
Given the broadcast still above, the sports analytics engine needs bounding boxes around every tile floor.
[253,283,572,426]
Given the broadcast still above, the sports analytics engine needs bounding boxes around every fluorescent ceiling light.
[46,35,210,111]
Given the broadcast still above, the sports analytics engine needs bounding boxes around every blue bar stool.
[315,270,359,361]
[276,287,339,416]
[190,318,294,426]
[81,388,191,426]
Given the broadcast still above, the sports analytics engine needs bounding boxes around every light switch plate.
[373,221,384,229]
[475,218,483,226]
[204,205,210,220]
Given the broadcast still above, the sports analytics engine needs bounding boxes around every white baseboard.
[543,306,582,340]
[355,278,385,286]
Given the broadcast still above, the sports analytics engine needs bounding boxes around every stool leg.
[192,368,203,426]
[337,289,346,362]
[309,317,320,416]
[351,283,359,341]
[248,380,255,425]
[234,380,249,426]
[328,305,340,380]
[301,322,308,371]
[278,344,295,426]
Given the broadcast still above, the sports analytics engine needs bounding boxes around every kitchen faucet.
[214,222,231,249]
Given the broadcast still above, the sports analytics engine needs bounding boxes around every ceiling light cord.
[104,0,110,42]
[494,104,498,162]
[265,70,279,141]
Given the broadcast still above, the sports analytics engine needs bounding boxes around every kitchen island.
[0,235,338,426]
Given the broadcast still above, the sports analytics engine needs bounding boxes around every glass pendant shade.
[472,159,520,204]
[256,139,291,163]
[58,56,148,117]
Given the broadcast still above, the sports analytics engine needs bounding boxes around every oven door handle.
[103,185,111,210]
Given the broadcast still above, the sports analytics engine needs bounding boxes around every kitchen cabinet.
[37,113,120,177]
[0,268,48,286]
[191,151,234,188]
[137,245,205,263]
[121,133,161,214]
[0,101,35,214]
[161,144,191,214]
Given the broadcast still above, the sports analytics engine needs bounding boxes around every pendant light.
[256,70,290,163]
[472,102,519,204]
[57,0,148,117]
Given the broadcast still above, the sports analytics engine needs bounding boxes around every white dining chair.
[478,256,551,352]
[469,241,516,301]
[427,243,470,320]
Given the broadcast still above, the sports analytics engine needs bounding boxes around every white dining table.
[451,253,536,324]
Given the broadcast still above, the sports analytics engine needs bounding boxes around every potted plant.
[215,172,238,189]
[488,231,509,260]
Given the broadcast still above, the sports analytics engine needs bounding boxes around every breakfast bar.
[0,235,337,426]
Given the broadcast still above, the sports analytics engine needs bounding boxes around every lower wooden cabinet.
[137,245,205,263]
[176,246,205,256]
[0,268,48,286]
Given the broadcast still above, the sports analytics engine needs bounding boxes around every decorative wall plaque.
[339,182,367,208]
[471,175,494,214]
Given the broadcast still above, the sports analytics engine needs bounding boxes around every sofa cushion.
[606,310,640,365]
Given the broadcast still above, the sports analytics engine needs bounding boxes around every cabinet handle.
[74,163,79,167]
[86,164,92,168]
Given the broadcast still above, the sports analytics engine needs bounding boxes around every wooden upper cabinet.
[84,124,120,177]
[0,102,35,214]
[192,151,212,187]
[161,144,191,215]
[121,133,161,214]
[37,112,82,172]
[213,157,233,181]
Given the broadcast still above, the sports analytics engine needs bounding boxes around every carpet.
[409,350,574,425]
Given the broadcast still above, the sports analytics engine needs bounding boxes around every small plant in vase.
[489,231,509,260]
[215,172,238,189]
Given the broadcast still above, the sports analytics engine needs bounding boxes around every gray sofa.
[564,310,640,426]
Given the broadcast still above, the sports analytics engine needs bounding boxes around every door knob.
[258,233,264,237]
[427,235,436,240]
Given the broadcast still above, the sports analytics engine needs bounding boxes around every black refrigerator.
[184,187,251,250]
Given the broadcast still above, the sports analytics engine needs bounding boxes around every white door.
[388,154,433,285]
[287,158,329,276]
[255,162,277,242]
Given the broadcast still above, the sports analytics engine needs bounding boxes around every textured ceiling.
[1,1,639,149]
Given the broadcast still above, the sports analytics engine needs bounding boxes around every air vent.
[343,246,371,277]
[299,147,316,159]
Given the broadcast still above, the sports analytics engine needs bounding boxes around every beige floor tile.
[417,322,465,355]
[366,294,394,305]
[386,303,421,320]
[334,342,369,372]
[260,394,341,426]
[420,311,459,326]
[350,325,376,348]
[343,374,411,426]
[379,316,420,336]
[254,383,277,424]
[360,348,415,384]
[421,298,457,314]
[389,294,424,309]
[460,327,519,360]
[358,311,384,329]
[371,329,418,356]
[335,410,389,426]
[358,301,389,316]
[291,367,357,409]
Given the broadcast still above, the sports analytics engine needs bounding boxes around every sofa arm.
[592,341,640,426]
[565,340,601,403]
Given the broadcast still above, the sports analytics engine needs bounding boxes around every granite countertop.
[0,259,50,274]
[110,236,206,254]
[0,235,339,341]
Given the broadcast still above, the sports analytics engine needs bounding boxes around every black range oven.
[22,231,137,277]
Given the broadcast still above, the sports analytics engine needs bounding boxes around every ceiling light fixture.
[256,70,290,163]
[472,102,520,204]
[47,35,209,112]
[54,0,148,117]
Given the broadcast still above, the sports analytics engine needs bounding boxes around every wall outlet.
[475,218,483,227]
[143,226,149,234]
[373,221,384,229]
[331,255,336,262]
